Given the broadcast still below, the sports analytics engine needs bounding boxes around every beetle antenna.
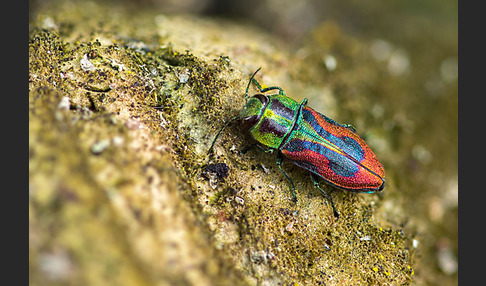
[244,67,262,103]
[208,116,241,155]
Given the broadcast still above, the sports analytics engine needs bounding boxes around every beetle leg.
[240,144,256,154]
[256,144,274,154]
[310,174,340,218]
[252,78,286,96]
[208,116,241,154]
[245,68,286,97]
[276,152,298,203]
[342,124,357,133]
[241,144,274,154]
[245,68,262,103]
[322,115,357,133]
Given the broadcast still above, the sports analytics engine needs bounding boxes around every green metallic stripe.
[251,109,289,149]
[278,98,308,150]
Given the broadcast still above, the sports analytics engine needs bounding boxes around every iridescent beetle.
[208,68,385,218]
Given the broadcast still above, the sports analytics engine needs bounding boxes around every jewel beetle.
[208,68,385,218]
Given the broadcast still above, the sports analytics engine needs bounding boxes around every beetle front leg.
[208,115,241,155]
[276,152,297,203]
[241,143,274,155]
[310,174,340,218]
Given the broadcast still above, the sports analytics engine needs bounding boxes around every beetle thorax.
[241,94,300,150]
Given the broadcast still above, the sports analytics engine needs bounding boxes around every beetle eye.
[252,94,269,105]
[242,115,259,128]
[240,94,267,129]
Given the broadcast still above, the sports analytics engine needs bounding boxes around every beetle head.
[240,94,269,129]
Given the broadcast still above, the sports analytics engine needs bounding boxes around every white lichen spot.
[176,68,190,84]
[413,239,419,248]
[55,97,71,121]
[57,96,70,112]
[91,139,110,155]
[80,54,95,72]
[323,55,337,71]
[285,222,294,233]
[260,163,270,174]
[208,173,219,189]
[158,113,168,127]
[150,66,158,77]
[234,195,245,205]
[110,59,125,71]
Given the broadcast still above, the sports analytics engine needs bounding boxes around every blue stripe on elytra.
[301,108,365,162]
[290,139,359,178]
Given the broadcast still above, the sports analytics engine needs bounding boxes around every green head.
[208,68,296,154]
[240,94,268,130]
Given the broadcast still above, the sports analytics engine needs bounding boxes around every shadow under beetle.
[208,68,385,218]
